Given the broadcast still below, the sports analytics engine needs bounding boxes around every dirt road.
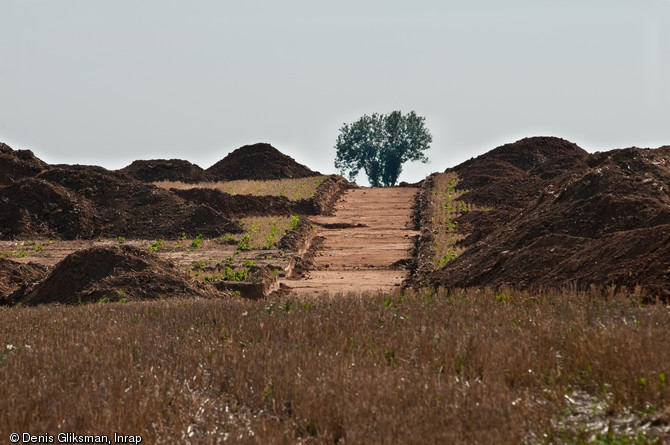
[281,187,418,295]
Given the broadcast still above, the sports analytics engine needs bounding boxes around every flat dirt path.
[281,187,418,296]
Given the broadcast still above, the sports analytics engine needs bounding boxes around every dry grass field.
[2,288,669,444]
[154,176,327,201]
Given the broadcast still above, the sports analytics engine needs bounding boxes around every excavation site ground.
[1,138,670,443]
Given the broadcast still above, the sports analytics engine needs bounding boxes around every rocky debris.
[119,159,214,184]
[5,245,225,305]
[207,143,320,181]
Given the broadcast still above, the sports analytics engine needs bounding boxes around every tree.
[334,110,432,187]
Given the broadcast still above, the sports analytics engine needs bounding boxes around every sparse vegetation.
[147,239,164,252]
[153,176,327,201]
[1,288,668,443]
[429,173,468,266]
[190,234,204,249]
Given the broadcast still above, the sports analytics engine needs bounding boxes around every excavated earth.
[281,187,419,295]
[4,245,225,306]
[3,136,669,303]
[0,145,243,241]
[428,137,670,300]
[207,142,320,181]
[0,142,350,304]
[119,159,214,183]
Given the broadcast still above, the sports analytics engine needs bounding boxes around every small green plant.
[117,236,125,244]
[384,348,398,367]
[98,297,110,304]
[148,239,164,252]
[237,234,252,252]
[496,293,509,303]
[180,232,188,241]
[191,234,204,249]
[290,215,300,230]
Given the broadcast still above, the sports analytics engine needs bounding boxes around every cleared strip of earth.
[281,187,418,295]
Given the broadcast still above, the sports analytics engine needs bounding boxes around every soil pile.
[0,258,48,298]
[0,143,48,186]
[119,159,214,184]
[0,165,243,240]
[450,137,589,246]
[171,175,353,217]
[171,188,313,216]
[207,143,320,181]
[431,138,670,299]
[6,245,224,305]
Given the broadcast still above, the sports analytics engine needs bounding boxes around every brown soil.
[0,258,48,297]
[281,187,419,295]
[5,245,226,306]
[0,155,242,240]
[119,159,214,183]
[171,188,314,217]
[207,143,320,181]
[0,142,48,186]
[429,137,670,299]
[171,175,352,218]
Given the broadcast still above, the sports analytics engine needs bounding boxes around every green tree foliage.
[334,111,432,186]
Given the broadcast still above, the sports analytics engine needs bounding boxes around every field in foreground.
[2,289,669,444]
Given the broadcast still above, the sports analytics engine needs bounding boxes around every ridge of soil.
[429,137,670,299]
[207,143,319,181]
[0,158,243,240]
[4,245,226,306]
[171,188,314,217]
[0,142,48,186]
[171,174,353,218]
[0,258,49,297]
[119,159,214,183]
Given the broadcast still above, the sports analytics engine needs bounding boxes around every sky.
[1,1,669,184]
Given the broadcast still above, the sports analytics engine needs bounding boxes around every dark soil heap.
[119,159,214,184]
[431,137,670,299]
[0,156,243,239]
[171,188,313,216]
[450,137,590,245]
[207,143,319,181]
[0,258,48,298]
[6,245,223,305]
[0,142,48,186]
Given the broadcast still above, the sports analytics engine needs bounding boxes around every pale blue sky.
[1,1,669,183]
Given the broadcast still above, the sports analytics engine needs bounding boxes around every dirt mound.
[171,175,353,217]
[119,159,213,183]
[431,142,670,299]
[451,136,589,214]
[207,143,319,180]
[171,188,313,216]
[0,177,99,239]
[0,258,48,299]
[0,165,244,240]
[7,245,224,305]
[0,142,49,186]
